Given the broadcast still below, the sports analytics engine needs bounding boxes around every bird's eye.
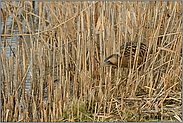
[106,61,113,65]
[107,61,110,63]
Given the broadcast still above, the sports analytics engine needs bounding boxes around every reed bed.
[1,1,182,122]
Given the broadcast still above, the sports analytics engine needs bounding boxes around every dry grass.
[1,1,182,122]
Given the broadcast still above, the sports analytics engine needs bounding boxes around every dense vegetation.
[1,1,182,122]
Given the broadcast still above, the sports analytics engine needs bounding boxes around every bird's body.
[99,41,148,68]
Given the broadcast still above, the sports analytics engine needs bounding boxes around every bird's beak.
[97,62,110,69]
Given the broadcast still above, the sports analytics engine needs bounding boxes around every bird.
[99,41,148,69]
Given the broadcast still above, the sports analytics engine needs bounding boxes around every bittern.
[99,41,148,69]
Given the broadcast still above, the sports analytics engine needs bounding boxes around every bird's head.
[98,54,121,69]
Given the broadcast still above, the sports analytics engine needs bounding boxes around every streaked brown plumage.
[99,41,148,69]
